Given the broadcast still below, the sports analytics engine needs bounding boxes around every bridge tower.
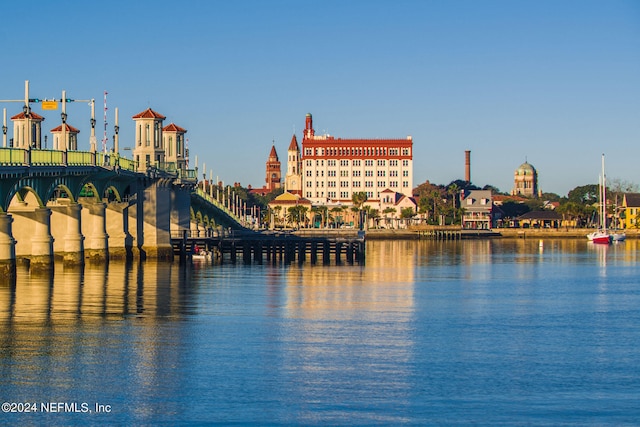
[51,123,80,151]
[162,123,188,171]
[132,108,166,171]
[11,110,45,149]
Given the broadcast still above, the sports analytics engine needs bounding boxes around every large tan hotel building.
[285,113,413,205]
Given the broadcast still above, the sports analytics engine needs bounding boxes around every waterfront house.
[622,193,640,229]
[376,189,418,229]
[461,190,494,229]
[516,210,562,229]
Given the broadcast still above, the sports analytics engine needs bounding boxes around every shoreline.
[293,228,640,240]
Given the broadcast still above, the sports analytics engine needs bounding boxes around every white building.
[293,113,413,205]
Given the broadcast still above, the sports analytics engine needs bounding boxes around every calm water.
[1,239,639,426]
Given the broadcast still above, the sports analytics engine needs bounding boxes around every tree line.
[207,177,639,229]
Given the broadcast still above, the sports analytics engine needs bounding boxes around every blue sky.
[2,0,639,196]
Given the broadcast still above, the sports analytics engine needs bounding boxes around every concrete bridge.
[0,147,248,273]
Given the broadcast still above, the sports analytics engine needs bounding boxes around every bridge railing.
[30,149,63,165]
[0,147,27,165]
[0,147,139,170]
[194,188,235,216]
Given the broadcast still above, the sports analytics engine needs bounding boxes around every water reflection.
[1,261,199,323]
[2,238,637,325]
[1,239,639,425]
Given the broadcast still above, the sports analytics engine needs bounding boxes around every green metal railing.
[0,147,27,164]
[0,147,199,180]
[194,187,243,224]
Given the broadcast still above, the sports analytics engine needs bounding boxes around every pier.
[171,231,366,265]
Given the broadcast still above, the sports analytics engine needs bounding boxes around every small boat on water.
[587,230,612,244]
[612,231,626,242]
[586,154,620,245]
[192,248,212,260]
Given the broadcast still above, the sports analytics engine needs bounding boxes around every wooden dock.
[171,231,366,265]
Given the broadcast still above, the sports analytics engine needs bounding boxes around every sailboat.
[586,154,615,244]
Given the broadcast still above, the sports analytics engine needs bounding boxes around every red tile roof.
[163,123,187,132]
[11,111,45,120]
[269,145,279,160]
[132,108,166,119]
[50,123,80,133]
[288,134,299,151]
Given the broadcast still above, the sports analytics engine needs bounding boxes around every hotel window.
[390,160,398,166]
[353,170,361,177]
[390,181,398,187]
[306,181,312,187]
[365,181,373,188]
[340,170,349,177]
[390,170,398,177]
[403,160,409,167]
[403,181,409,187]
[328,170,336,177]
[402,171,409,177]
[145,124,150,146]
[340,160,349,167]
[402,148,410,156]
[353,160,361,166]
[377,160,386,166]
[329,191,336,198]
[353,181,361,187]
[378,181,386,187]
[367,192,373,198]
[340,181,349,187]
[305,148,312,156]
[306,192,312,198]
[377,170,386,177]
[365,170,373,177]
[328,160,336,166]
[365,160,374,166]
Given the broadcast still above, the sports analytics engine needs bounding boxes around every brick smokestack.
[465,150,471,182]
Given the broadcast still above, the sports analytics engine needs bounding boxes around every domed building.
[511,161,540,198]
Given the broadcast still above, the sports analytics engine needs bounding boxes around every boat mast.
[601,153,606,232]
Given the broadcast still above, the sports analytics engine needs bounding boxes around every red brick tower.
[265,144,281,192]
[304,113,315,139]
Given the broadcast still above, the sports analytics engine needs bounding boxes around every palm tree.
[383,206,396,228]
[287,205,309,229]
[447,182,460,223]
[351,191,368,230]
[272,206,282,227]
[330,206,344,228]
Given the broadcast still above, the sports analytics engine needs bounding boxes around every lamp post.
[2,108,6,148]
[61,90,68,164]
[61,110,67,164]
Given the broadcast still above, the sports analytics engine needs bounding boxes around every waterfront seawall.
[297,228,640,240]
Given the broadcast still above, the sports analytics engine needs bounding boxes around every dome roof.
[516,161,536,176]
